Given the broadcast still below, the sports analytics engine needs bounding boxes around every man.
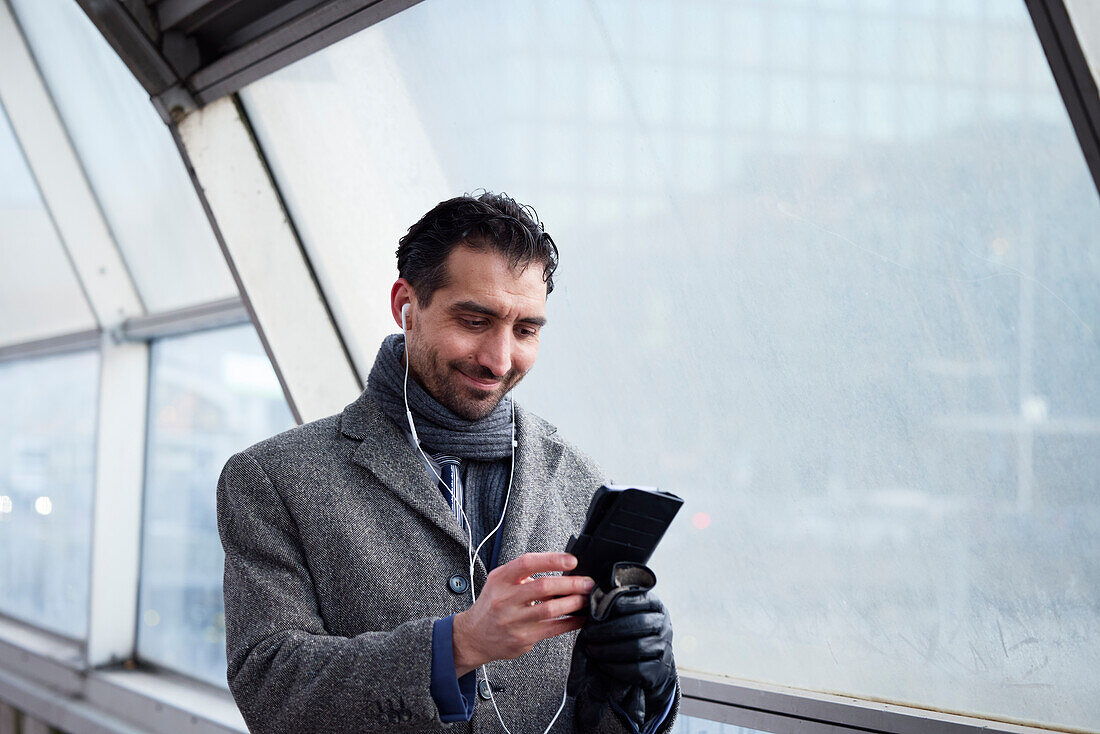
[217,192,679,733]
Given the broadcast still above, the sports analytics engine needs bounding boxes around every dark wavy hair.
[396,192,559,306]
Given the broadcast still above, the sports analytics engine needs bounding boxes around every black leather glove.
[568,563,678,732]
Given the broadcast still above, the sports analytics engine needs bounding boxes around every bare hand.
[451,552,594,676]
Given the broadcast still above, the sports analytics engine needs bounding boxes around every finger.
[584,635,668,663]
[606,592,664,617]
[493,552,578,584]
[529,592,589,620]
[517,574,595,605]
[591,659,668,687]
[583,612,668,643]
[536,614,586,641]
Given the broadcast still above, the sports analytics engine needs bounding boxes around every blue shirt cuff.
[430,616,476,722]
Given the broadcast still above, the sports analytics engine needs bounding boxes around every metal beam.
[75,0,188,95]
[119,296,250,341]
[0,329,103,364]
[85,334,149,671]
[172,95,362,424]
[679,672,1074,734]
[0,299,250,365]
[1026,0,1100,199]
[73,0,426,115]
[0,618,246,734]
[186,0,423,105]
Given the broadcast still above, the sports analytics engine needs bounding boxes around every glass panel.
[137,325,294,686]
[0,350,99,639]
[672,718,773,734]
[240,0,1100,729]
[0,101,96,345]
[8,0,236,312]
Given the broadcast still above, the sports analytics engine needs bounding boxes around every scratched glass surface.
[9,0,235,312]
[0,102,95,346]
[0,350,98,639]
[136,325,294,686]
[241,0,1100,728]
[671,717,771,734]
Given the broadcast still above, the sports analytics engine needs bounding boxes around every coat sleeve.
[217,450,452,733]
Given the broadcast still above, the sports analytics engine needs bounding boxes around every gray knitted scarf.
[366,333,514,459]
[367,334,511,567]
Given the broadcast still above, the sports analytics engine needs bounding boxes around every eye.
[462,318,489,329]
[516,326,539,338]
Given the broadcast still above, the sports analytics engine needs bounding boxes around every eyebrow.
[450,300,547,327]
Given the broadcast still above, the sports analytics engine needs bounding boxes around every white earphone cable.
[402,322,569,734]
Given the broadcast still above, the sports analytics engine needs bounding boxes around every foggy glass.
[241,0,1100,728]
[9,0,236,312]
[137,325,294,686]
[0,102,95,346]
[672,718,772,734]
[0,350,98,638]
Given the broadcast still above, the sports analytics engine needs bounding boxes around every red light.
[692,512,711,530]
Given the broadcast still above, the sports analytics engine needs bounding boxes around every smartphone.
[564,485,683,587]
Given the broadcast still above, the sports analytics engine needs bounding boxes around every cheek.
[513,341,540,374]
[435,331,476,362]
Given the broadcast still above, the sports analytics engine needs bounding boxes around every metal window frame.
[0,299,269,734]
[76,0,426,122]
[184,0,424,106]
[0,615,243,734]
[1027,0,1100,198]
[0,299,250,365]
[678,672,1070,734]
[0,329,104,364]
[118,296,250,341]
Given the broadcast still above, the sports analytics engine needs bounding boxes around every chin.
[456,399,498,421]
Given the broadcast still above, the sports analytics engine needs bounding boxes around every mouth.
[456,368,501,391]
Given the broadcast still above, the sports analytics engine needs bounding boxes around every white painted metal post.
[174,97,362,423]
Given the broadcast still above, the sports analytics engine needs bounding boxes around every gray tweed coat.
[217,387,679,733]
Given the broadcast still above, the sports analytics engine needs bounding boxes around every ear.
[390,279,416,330]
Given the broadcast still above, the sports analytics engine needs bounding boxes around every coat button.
[448,574,469,594]
[477,678,493,701]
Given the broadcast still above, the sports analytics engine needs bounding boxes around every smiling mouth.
[457,369,500,391]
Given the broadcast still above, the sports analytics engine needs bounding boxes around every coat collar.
[339,388,565,575]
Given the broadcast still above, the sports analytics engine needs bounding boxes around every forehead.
[433,246,548,313]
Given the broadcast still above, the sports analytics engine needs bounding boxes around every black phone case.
[564,485,683,587]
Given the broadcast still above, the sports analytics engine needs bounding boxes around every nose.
[477,328,512,379]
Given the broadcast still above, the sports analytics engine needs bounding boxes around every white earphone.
[400,303,421,445]
[399,301,566,733]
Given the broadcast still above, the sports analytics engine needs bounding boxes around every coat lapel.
[496,405,566,566]
[339,390,472,553]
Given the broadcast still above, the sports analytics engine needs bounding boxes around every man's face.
[403,246,547,420]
